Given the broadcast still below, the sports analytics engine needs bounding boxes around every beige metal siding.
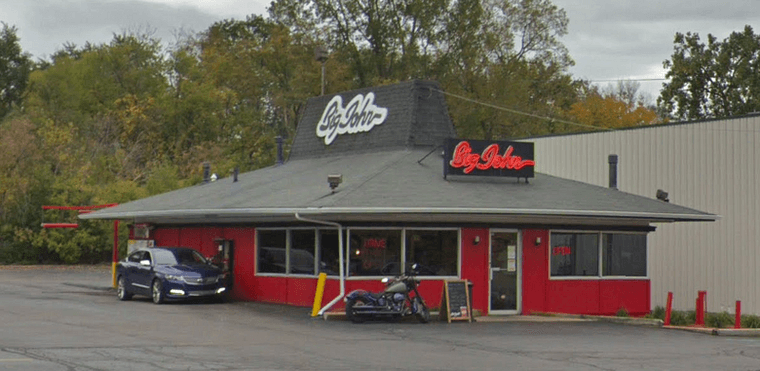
[530,116,760,314]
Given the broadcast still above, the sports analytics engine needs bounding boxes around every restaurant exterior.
[83,80,717,317]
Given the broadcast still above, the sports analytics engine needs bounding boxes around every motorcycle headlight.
[165,274,183,282]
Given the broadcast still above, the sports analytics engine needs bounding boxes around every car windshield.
[153,249,208,266]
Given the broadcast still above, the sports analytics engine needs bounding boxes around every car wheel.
[151,279,164,304]
[345,297,368,323]
[117,276,132,301]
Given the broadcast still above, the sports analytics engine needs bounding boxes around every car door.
[130,250,154,293]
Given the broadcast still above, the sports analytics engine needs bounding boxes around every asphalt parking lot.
[1,266,759,371]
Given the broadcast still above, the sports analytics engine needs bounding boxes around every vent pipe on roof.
[276,136,284,165]
[608,154,618,190]
[202,162,211,183]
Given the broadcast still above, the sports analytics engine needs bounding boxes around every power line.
[588,78,667,83]
[431,88,614,132]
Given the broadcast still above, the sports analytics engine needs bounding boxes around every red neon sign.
[552,246,572,256]
[449,141,535,174]
[363,238,387,249]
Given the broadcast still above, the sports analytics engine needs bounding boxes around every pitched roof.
[81,80,717,226]
[82,147,717,225]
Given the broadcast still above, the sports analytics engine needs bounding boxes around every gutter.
[294,213,345,317]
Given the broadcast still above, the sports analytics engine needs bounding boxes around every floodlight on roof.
[328,174,342,192]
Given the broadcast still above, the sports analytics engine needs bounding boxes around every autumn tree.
[658,25,760,120]
[564,82,658,133]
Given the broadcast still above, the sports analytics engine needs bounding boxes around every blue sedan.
[116,247,226,304]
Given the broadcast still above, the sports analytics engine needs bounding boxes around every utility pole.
[315,45,329,96]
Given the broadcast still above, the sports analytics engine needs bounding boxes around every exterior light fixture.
[328,174,343,192]
[473,236,481,245]
[535,237,542,246]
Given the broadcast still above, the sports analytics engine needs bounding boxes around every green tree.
[0,23,33,119]
[438,0,576,139]
[658,25,760,120]
[268,0,578,138]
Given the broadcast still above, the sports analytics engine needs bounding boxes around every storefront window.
[603,233,647,276]
[290,230,316,275]
[256,227,462,278]
[405,230,458,276]
[318,230,344,276]
[257,230,286,273]
[550,233,599,277]
[348,229,402,276]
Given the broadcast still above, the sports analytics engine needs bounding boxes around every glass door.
[490,231,520,314]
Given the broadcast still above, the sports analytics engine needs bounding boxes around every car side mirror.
[140,260,151,266]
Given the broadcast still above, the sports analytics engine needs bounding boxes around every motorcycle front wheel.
[415,297,430,323]
[345,297,369,323]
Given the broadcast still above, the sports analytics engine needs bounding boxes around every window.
[551,231,648,278]
[603,233,646,276]
[258,230,286,273]
[255,227,461,278]
[550,233,599,277]
[348,229,402,276]
[290,230,316,275]
[405,230,458,276]
[318,230,344,276]
[127,251,145,263]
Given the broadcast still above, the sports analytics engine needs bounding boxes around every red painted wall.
[153,228,180,246]
[460,228,489,314]
[522,229,549,314]
[521,229,650,316]
[150,225,650,316]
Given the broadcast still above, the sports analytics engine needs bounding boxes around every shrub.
[705,312,734,328]
[616,307,629,317]
[650,306,666,320]
[669,310,690,326]
[741,314,760,328]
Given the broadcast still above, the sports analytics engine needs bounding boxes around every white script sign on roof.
[316,92,388,145]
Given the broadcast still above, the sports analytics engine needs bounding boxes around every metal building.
[528,114,760,314]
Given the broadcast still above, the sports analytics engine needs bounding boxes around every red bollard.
[735,301,742,329]
[695,291,707,326]
[664,292,673,326]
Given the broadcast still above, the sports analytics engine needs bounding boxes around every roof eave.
[80,207,719,224]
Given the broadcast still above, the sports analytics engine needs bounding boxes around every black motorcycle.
[344,263,431,323]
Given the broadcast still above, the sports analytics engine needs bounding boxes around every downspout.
[294,213,344,316]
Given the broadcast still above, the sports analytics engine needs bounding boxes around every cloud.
[552,0,760,98]
[1,0,267,59]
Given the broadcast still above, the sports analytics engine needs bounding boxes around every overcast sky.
[2,0,759,102]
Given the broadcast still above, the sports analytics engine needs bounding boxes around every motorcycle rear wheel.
[346,297,369,323]
[415,298,430,323]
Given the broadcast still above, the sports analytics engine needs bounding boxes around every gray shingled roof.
[81,80,717,226]
[288,80,455,160]
[81,147,717,225]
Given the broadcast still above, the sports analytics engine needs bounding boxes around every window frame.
[548,230,649,280]
[255,227,461,280]
[402,228,461,279]
[601,232,648,278]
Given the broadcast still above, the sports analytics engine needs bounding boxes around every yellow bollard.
[311,273,327,317]
[112,262,118,288]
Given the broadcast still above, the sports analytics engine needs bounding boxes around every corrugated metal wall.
[529,115,760,314]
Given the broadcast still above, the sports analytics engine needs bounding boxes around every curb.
[664,326,760,337]
[531,312,664,327]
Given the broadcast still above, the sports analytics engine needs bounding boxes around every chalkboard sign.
[439,280,472,323]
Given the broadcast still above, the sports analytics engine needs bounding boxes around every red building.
[84,80,716,316]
